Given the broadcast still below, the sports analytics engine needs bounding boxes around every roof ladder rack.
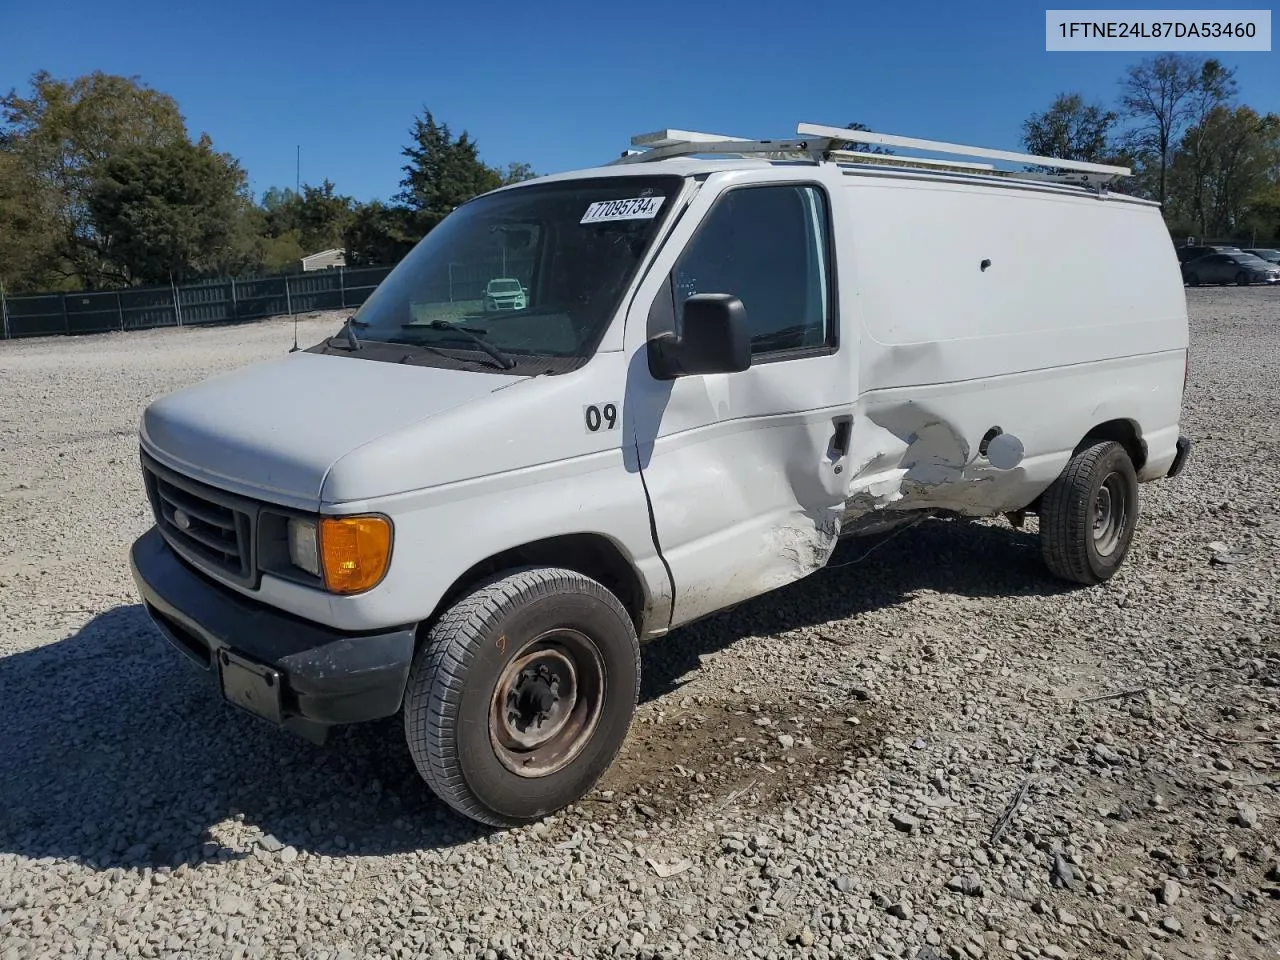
[609,129,830,165]
[607,122,1132,184]
[795,122,1131,178]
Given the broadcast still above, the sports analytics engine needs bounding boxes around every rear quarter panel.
[838,174,1188,515]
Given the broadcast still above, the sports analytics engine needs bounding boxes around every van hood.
[140,351,527,505]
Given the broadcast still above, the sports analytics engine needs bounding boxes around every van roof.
[498,154,1162,208]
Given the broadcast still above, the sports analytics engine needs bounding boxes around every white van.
[129,123,1191,826]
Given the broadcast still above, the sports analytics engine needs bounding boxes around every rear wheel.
[1186,272,1200,286]
[1039,440,1140,586]
[404,567,640,827]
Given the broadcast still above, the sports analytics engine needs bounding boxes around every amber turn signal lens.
[319,515,392,594]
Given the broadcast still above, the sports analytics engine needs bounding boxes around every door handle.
[829,418,852,458]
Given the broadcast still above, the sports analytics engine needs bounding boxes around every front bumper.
[129,526,416,739]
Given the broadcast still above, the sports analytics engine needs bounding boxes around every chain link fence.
[0,266,394,339]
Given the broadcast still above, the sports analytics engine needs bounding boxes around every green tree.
[88,135,254,285]
[1021,93,1119,163]
[261,185,303,233]
[1169,106,1280,238]
[1244,183,1280,243]
[498,161,539,185]
[0,139,62,291]
[394,109,505,232]
[259,179,354,253]
[343,201,417,266]
[0,70,189,288]
[295,179,355,251]
[1119,55,1237,208]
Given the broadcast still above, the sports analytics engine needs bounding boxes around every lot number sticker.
[581,196,665,224]
[584,402,619,432]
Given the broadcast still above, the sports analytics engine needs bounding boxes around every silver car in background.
[1243,247,1280,266]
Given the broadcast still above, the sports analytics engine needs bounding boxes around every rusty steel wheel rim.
[489,629,606,778]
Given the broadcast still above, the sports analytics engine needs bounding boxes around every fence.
[0,265,394,340]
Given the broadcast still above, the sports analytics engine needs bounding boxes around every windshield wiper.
[343,317,362,350]
[402,319,516,370]
[324,317,363,351]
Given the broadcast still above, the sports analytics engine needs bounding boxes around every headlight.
[318,515,393,594]
[286,514,393,593]
[287,518,320,577]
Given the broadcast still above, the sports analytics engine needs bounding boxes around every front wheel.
[404,567,640,827]
[1236,271,1251,286]
[1039,440,1140,585]
[1186,272,1200,286]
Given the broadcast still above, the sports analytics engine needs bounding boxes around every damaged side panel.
[839,348,1183,526]
[636,407,850,629]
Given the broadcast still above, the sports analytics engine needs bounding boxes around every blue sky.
[4,0,1277,203]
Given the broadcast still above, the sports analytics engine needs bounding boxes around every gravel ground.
[1,291,1277,960]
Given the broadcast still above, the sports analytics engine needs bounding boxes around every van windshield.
[348,175,684,370]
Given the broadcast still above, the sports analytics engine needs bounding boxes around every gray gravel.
[2,290,1278,960]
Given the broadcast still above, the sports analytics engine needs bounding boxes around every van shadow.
[637,514,1071,701]
[0,517,1067,870]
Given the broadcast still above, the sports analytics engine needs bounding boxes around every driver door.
[623,177,854,630]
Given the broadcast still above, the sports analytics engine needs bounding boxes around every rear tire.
[1039,440,1140,586]
[404,567,640,827]
[1186,273,1199,286]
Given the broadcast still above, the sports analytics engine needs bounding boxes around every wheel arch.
[418,533,652,647]
[1079,418,1146,472]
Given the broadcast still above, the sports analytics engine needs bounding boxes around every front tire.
[404,567,640,827]
[1039,440,1140,586]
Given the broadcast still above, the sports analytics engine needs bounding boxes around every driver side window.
[672,184,833,356]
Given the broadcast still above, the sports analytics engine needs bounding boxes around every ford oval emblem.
[172,508,192,530]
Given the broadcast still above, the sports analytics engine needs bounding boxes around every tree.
[394,110,505,233]
[1021,93,1119,163]
[260,179,355,254]
[498,161,538,185]
[1169,106,1280,238]
[88,135,254,285]
[0,138,62,291]
[343,201,418,266]
[1244,182,1280,243]
[1119,55,1236,208]
[295,179,355,251]
[0,70,188,288]
[1174,60,1243,229]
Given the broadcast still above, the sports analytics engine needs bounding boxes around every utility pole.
[296,145,300,194]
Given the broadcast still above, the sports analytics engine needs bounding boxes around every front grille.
[142,454,255,586]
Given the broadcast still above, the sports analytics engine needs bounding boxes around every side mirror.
[648,293,752,380]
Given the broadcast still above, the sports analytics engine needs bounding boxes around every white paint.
[133,146,1189,641]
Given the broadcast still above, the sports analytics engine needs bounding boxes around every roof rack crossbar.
[797,122,1131,177]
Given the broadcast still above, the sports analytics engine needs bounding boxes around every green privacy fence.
[0,266,394,339]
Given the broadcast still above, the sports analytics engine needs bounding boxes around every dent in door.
[643,409,852,628]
